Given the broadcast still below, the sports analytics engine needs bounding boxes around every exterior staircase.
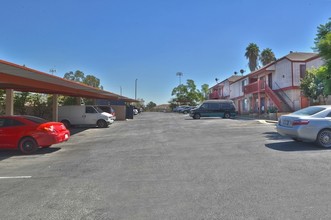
[273,82,294,112]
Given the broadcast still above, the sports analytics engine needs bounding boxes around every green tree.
[314,17,331,47]
[83,75,101,88]
[146,101,157,110]
[316,66,331,95]
[300,68,326,103]
[30,93,52,118]
[62,70,103,105]
[171,79,206,106]
[314,18,331,94]
[201,84,209,100]
[14,92,30,115]
[64,70,85,82]
[260,48,276,66]
[245,43,260,72]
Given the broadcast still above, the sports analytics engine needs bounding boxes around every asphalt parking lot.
[1,112,331,219]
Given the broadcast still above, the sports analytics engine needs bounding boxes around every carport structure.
[0,59,137,121]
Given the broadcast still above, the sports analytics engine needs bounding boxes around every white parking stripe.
[0,176,32,179]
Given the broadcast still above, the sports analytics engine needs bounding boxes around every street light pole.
[135,79,138,100]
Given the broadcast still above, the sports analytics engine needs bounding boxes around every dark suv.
[189,100,236,119]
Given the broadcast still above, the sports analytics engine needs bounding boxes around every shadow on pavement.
[0,147,61,161]
[69,127,91,136]
[263,131,330,151]
[265,141,329,151]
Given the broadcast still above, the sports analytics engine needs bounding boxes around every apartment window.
[241,79,247,92]
[300,64,306,78]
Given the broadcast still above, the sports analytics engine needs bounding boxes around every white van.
[58,105,114,128]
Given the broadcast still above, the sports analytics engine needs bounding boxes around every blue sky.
[0,0,330,105]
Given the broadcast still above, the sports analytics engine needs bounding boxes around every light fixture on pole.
[176,72,183,85]
[49,68,56,75]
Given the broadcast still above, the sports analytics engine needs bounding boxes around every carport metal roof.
[0,59,137,102]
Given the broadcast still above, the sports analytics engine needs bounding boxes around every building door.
[268,73,272,89]
[260,97,265,113]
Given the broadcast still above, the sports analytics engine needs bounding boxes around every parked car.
[58,105,114,128]
[179,106,195,114]
[276,105,331,147]
[133,108,139,115]
[0,115,70,154]
[173,106,188,112]
[97,105,116,120]
[189,100,236,119]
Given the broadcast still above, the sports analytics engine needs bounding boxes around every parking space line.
[0,176,32,179]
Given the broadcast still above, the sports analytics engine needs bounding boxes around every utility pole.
[135,79,138,100]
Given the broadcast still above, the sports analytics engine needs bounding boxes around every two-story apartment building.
[209,75,243,99]
[209,52,324,114]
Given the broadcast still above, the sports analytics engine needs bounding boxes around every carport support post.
[52,94,59,121]
[5,89,14,115]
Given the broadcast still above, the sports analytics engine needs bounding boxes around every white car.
[276,105,331,147]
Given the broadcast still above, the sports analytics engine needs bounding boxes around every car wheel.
[19,137,38,154]
[193,114,200,119]
[316,129,331,148]
[224,112,231,119]
[97,119,108,128]
[61,120,71,129]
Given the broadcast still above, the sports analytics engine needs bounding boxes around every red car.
[0,115,70,154]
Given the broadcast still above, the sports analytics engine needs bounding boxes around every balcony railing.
[243,81,264,94]
[209,91,219,99]
[243,80,283,111]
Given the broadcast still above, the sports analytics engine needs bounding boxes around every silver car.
[276,105,331,147]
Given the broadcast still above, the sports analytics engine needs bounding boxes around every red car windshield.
[22,116,49,124]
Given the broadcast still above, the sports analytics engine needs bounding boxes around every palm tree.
[245,43,260,72]
[260,48,276,66]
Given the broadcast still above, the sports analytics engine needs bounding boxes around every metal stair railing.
[263,81,283,112]
[273,82,294,111]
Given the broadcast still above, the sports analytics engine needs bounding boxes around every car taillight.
[292,120,309,126]
[40,125,55,132]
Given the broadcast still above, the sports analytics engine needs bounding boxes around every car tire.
[193,114,200,119]
[61,120,71,129]
[316,129,331,148]
[224,112,231,119]
[19,137,38,154]
[97,119,108,128]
